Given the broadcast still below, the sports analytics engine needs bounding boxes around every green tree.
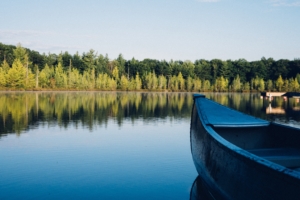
[39,64,54,88]
[243,82,250,91]
[82,49,97,71]
[6,59,26,88]
[251,76,260,91]
[194,60,212,82]
[112,66,119,81]
[54,63,67,88]
[266,80,273,91]
[96,54,110,75]
[290,78,299,92]
[145,72,158,90]
[120,75,129,90]
[13,43,28,65]
[69,68,81,89]
[276,75,284,91]
[96,73,109,90]
[0,60,9,87]
[178,72,185,90]
[232,75,241,92]
[169,75,179,91]
[81,70,94,89]
[1,59,10,72]
[158,75,167,90]
[232,59,250,83]
[283,79,289,92]
[135,73,142,90]
[35,65,39,88]
[116,54,126,76]
[107,78,117,90]
[13,44,31,81]
[258,78,265,91]
[296,74,300,84]
[0,67,6,87]
[186,76,193,91]
[193,78,202,91]
[215,76,228,92]
[202,80,211,91]
[218,61,230,79]
[89,69,96,89]
[181,61,195,79]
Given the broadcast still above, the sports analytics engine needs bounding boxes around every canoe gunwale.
[211,124,270,128]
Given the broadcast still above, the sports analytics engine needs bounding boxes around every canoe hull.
[190,96,300,199]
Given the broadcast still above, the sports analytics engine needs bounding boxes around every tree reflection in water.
[0,92,193,137]
[1,92,300,137]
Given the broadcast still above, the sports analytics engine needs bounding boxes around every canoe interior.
[214,123,300,170]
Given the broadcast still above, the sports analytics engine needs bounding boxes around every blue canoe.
[190,94,300,200]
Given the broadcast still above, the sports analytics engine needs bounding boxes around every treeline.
[1,42,300,91]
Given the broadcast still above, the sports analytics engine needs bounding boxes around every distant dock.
[261,92,300,98]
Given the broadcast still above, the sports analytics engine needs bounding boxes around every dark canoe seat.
[248,148,300,169]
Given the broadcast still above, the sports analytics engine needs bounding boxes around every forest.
[0,42,300,92]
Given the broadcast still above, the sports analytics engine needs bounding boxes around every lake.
[0,92,300,199]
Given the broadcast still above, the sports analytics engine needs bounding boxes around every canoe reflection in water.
[190,176,226,200]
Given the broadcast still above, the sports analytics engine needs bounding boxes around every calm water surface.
[0,92,300,199]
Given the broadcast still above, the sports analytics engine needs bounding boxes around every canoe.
[190,94,300,200]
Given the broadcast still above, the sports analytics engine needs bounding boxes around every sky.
[0,0,299,61]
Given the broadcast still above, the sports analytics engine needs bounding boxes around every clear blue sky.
[0,0,299,61]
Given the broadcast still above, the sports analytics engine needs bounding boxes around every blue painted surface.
[195,95,269,127]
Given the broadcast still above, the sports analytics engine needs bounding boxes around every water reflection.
[190,176,226,200]
[0,92,193,137]
[2,92,300,137]
[265,98,300,114]
[261,97,300,124]
[266,103,286,114]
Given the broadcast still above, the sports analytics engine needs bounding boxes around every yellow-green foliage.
[145,72,158,90]
[55,63,67,88]
[177,72,185,90]
[120,75,129,90]
[186,76,193,91]
[5,54,300,92]
[232,75,241,92]
[276,75,284,92]
[69,68,81,89]
[0,67,6,87]
[25,69,36,89]
[6,59,26,88]
[112,66,119,80]
[215,76,228,92]
[135,73,142,90]
[158,75,167,90]
[193,78,201,91]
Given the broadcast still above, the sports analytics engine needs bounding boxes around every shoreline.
[0,88,257,93]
